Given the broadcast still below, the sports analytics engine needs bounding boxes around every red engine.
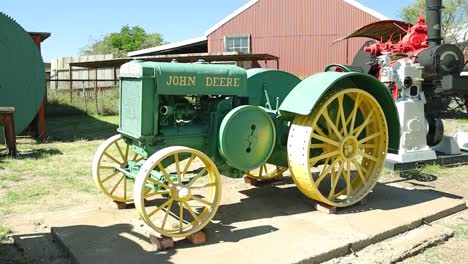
[363,16,429,57]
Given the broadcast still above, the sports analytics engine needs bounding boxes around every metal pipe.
[426,0,443,47]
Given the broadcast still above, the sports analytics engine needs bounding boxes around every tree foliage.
[81,25,165,57]
[400,0,467,48]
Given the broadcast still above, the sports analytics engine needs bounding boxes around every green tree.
[400,0,467,49]
[81,25,165,57]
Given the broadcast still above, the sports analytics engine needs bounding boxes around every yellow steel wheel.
[92,134,144,202]
[287,88,388,207]
[134,146,222,238]
[244,164,288,180]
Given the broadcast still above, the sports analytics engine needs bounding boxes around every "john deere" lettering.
[166,75,240,87]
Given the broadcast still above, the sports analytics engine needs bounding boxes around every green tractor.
[92,60,399,238]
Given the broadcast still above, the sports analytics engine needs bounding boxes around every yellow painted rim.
[134,146,222,238]
[92,134,143,202]
[287,88,388,207]
[244,164,288,180]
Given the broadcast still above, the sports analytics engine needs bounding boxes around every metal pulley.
[219,105,276,171]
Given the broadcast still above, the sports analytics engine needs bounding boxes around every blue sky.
[1,0,415,62]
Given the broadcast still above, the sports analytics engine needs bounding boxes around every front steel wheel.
[92,134,144,202]
[287,88,388,207]
[134,146,222,238]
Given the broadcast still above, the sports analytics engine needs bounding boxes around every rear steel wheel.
[287,88,388,207]
[92,134,144,202]
[244,164,288,180]
[134,146,221,238]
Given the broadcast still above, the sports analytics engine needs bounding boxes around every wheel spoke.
[103,152,121,165]
[314,124,328,138]
[124,144,129,162]
[354,109,375,138]
[147,178,169,190]
[148,199,172,217]
[309,150,340,167]
[114,142,125,162]
[328,158,344,200]
[338,95,348,135]
[349,94,361,133]
[157,163,174,185]
[182,154,196,177]
[101,171,119,183]
[315,157,340,187]
[144,190,170,199]
[322,108,343,140]
[310,143,327,149]
[345,160,352,197]
[183,201,200,224]
[191,195,213,206]
[358,132,383,144]
[358,150,378,162]
[179,202,184,232]
[110,176,124,195]
[187,168,208,187]
[123,178,127,200]
[259,164,264,177]
[311,133,340,147]
[99,165,116,170]
[352,158,367,184]
[160,199,173,230]
[191,183,216,189]
[174,153,181,184]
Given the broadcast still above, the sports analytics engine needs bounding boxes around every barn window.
[224,35,250,53]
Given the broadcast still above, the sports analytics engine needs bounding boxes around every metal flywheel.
[0,12,45,134]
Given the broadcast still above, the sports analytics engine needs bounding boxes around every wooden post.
[0,107,17,156]
[69,64,73,102]
[82,81,88,114]
[113,67,118,86]
[95,68,99,115]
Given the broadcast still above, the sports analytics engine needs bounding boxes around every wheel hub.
[340,136,358,159]
[170,184,191,202]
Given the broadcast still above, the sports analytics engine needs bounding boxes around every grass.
[420,164,442,175]
[0,225,11,241]
[46,88,119,117]
[0,114,119,215]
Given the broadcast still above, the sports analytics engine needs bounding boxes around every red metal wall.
[207,0,381,78]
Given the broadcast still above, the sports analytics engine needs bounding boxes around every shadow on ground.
[39,174,465,264]
[0,241,28,264]
[45,114,118,142]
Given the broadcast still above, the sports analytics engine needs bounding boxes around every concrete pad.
[48,178,466,264]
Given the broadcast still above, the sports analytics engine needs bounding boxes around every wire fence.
[46,79,118,116]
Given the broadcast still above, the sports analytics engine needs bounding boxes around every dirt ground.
[1,116,467,263]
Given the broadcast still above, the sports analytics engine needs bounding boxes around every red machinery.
[334,0,468,166]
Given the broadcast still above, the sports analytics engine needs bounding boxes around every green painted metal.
[0,13,45,135]
[120,60,247,96]
[116,59,400,177]
[246,68,301,110]
[279,72,400,153]
[219,105,276,171]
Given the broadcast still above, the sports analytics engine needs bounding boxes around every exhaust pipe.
[426,0,443,47]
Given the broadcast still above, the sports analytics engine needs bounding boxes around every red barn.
[130,0,387,78]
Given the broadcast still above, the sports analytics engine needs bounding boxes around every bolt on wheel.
[287,88,388,207]
[134,146,222,238]
[244,163,288,180]
[92,134,144,202]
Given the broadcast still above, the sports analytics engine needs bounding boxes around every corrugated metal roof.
[128,36,207,57]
